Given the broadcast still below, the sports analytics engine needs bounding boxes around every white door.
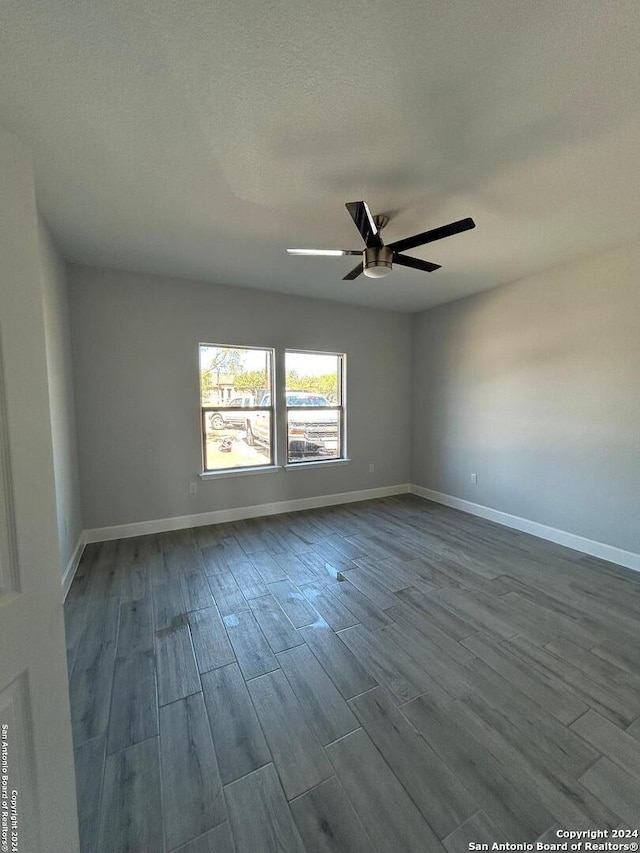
[0,129,80,853]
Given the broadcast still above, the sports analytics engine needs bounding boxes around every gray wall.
[38,219,83,575]
[68,265,412,529]
[412,238,640,554]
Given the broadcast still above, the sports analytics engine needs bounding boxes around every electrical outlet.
[189,481,198,494]
[470,473,477,484]
[369,463,375,473]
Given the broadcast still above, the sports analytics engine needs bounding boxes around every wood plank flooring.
[65,496,640,852]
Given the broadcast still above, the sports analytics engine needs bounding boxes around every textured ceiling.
[1,1,640,312]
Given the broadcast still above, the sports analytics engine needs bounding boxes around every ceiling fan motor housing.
[363,245,393,278]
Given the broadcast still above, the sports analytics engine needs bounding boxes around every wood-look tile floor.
[64,496,640,853]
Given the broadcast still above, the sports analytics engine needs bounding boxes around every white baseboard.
[411,484,640,573]
[72,482,639,581]
[61,534,86,600]
[83,484,412,544]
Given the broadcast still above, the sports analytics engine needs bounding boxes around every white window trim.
[198,458,352,479]
[200,465,281,480]
[284,458,351,471]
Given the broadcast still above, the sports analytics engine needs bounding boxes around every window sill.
[284,458,351,471]
[200,458,351,479]
[200,465,282,481]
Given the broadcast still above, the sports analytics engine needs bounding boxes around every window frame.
[199,343,275,474]
[284,349,346,466]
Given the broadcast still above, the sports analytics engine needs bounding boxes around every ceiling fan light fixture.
[363,262,392,278]
[363,245,392,278]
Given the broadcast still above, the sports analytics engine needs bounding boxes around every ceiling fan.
[287,201,475,280]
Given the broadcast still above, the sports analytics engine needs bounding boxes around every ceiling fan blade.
[393,253,441,273]
[345,201,383,249]
[343,262,364,280]
[287,248,361,256]
[388,217,475,254]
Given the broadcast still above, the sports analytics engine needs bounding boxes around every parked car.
[246,392,338,458]
[209,394,255,430]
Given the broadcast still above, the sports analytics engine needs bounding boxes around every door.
[0,128,80,853]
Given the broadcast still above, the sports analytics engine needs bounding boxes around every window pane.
[207,408,251,432]
[200,345,271,408]
[287,409,339,463]
[204,412,272,471]
[285,352,340,404]
[200,344,273,472]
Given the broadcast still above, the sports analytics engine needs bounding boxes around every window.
[285,350,345,464]
[200,344,274,472]
[199,345,346,473]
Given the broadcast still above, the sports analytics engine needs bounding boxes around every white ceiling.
[1,1,640,312]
